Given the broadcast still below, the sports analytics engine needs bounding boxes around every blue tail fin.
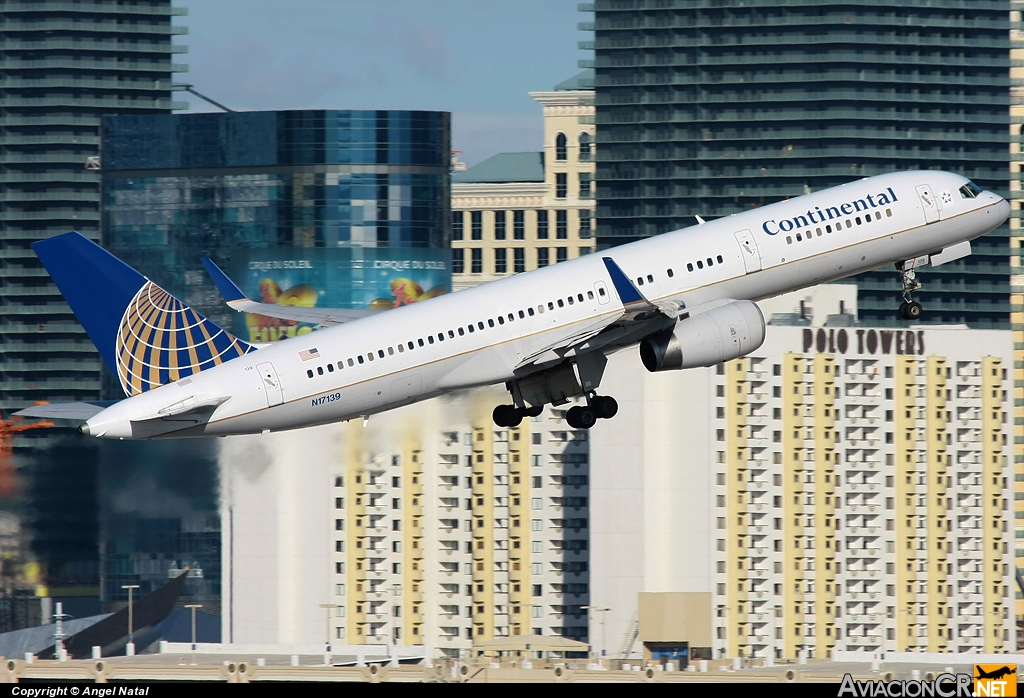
[33,232,256,397]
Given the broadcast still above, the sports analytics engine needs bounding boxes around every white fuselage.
[84,170,1009,439]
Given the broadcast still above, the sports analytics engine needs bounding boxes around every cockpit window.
[959,181,982,199]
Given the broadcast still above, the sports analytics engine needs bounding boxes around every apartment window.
[471,211,482,240]
[513,210,525,240]
[579,173,591,199]
[532,584,543,597]
[556,173,567,198]
[495,248,507,274]
[514,248,525,273]
[537,210,549,239]
[471,248,482,274]
[579,132,591,160]
[531,519,542,531]
[495,210,506,240]
[556,247,567,264]
[555,132,567,160]
[556,210,568,239]
[452,211,464,240]
[452,248,464,275]
[579,210,592,238]
[537,248,549,267]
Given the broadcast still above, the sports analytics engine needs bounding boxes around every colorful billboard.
[229,248,450,342]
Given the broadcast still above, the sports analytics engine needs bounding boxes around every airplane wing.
[515,257,679,370]
[15,401,118,421]
[201,258,380,327]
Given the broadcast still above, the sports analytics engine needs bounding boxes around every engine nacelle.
[639,300,766,372]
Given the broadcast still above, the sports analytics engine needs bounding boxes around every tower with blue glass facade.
[587,0,1010,328]
[101,110,451,326]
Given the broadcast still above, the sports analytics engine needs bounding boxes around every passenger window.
[815,229,822,236]
[826,225,832,233]
[846,220,852,228]
[387,347,394,355]
[378,349,385,358]
[786,236,792,244]
[488,319,495,327]
[547,302,554,310]
[477,321,484,330]
[338,361,344,370]
[568,296,574,305]
[348,358,355,366]
[368,353,375,361]
[706,258,712,267]
[537,305,544,314]
[307,369,314,378]
[528,307,535,316]
[408,341,415,350]
[397,345,404,353]
[447,330,454,339]
[855,217,861,225]
[696,260,704,269]
[577,294,584,302]
[468,325,474,333]
[458,327,465,336]
[886,209,892,217]
[687,263,693,272]
[716,255,723,263]
[328,364,334,373]
[508,313,514,322]
[317,366,324,375]
[587,291,594,300]
[427,336,434,345]
[358,355,365,364]
[795,233,802,242]
[497,316,504,325]
[418,339,424,347]
[557,299,564,308]
[646,275,653,283]
[598,288,605,296]
[439,333,446,341]
[875,211,881,220]
[519,310,525,318]
[667,269,673,278]
[636,277,644,286]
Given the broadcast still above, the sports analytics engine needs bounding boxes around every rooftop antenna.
[176,84,235,113]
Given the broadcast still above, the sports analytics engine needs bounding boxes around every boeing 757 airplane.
[17,170,1009,438]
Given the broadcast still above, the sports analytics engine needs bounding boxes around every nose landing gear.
[896,261,924,321]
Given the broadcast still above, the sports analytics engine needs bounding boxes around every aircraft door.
[733,229,762,273]
[916,184,939,224]
[594,281,610,304]
[256,362,284,407]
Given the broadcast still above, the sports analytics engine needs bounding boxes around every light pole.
[582,606,610,658]
[121,584,139,655]
[185,604,202,660]
[319,603,339,652]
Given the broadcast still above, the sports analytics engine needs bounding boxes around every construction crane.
[0,403,54,498]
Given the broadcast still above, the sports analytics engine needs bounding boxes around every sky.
[182,0,587,166]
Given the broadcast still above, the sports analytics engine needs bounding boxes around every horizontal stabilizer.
[201,257,379,326]
[15,401,118,422]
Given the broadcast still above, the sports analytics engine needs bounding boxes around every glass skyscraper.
[102,110,451,325]
[0,0,187,411]
[588,0,1010,328]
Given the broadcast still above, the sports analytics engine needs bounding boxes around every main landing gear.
[494,394,618,430]
[896,261,923,321]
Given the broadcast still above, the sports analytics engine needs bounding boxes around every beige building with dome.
[451,74,597,290]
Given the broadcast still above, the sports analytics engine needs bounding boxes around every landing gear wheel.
[523,405,544,418]
[492,404,523,428]
[566,405,597,430]
[898,301,923,321]
[591,395,618,420]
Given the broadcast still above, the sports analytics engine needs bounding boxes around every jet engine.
[639,300,766,372]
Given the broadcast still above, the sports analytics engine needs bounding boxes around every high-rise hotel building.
[586,0,1010,328]
[451,76,596,290]
[590,287,1015,660]
[0,0,188,410]
[221,389,591,655]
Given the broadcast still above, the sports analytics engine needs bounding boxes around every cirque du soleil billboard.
[230,248,450,342]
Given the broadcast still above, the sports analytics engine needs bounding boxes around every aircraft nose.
[995,196,1011,225]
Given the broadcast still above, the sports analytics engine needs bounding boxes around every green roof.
[554,70,594,91]
[452,152,544,184]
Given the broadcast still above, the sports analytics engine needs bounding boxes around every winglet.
[201,257,247,303]
[601,257,647,305]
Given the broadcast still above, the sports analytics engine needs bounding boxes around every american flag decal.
[298,348,320,361]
